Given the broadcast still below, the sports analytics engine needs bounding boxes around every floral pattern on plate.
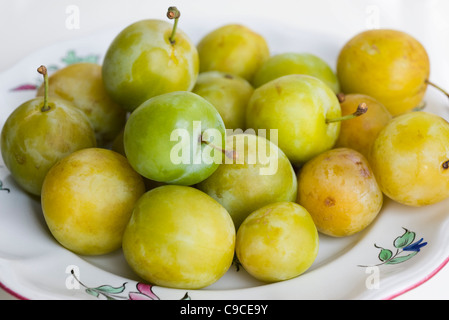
[359,228,427,267]
[10,50,100,92]
[68,268,190,300]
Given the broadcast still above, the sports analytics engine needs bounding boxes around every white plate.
[1,19,448,300]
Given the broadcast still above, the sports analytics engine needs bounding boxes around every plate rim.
[1,21,449,301]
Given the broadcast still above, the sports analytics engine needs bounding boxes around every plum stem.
[200,135,237,161]
[443,160,449,170]
[326,102,368,124]
[37,65,50,112]
[337,93,346,103]
[426,80,449,99]
[167,6,180,45]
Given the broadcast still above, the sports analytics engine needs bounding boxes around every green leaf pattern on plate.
[360,227,427,267]
[69,268,189,300]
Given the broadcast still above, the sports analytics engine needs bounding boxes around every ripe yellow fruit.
[197,133,298,230]
[122,185,235,289]
[197,24,270,82]
[236,202,318,282]
[370,111,449,206]
[337,29,429,116]
[36,63,127,146]
[297,148,383,237]
[41,148,145,255]
[334,93,392,162]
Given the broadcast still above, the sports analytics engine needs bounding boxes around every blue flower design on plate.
[359,228,427,267]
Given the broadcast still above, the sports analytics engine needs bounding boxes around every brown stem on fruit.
[442,160,449,170]
[167,6,180,45]
[200,135,237,161]
[426,79,449,99]
[37,65,50,112]
[326,102,368,124]
[337,93,346,103]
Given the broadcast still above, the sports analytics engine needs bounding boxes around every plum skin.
[41,148,146,255]
[297,148,383,237]
[370,111,449,206]
[197,133,298,230]
[1,97,96,196]
[337,29,430,116]
[122,185,235,289]
[197,24,270,83]
[236,201,319,283]
[334,93,392,162]
[36,62,127,146]
[192,71,254,130]
[246,74,341,166]
[124,91,226,185]
[252,52,340,94]
[102,19,199,112]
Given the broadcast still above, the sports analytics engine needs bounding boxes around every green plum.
[122,185,235,289]
[192,71,254,130]
[124,91,226,185]
[1,66,96,196]
[102,7,199,112]
[337,29,430,116]
[36,62,127,146]
[197,133,298,229]
[110,128,166,192]
[246,74,365,166]
[236,201,318,282]
[252,52,340,93]
[370,111,449,206]
[197,24,270,82]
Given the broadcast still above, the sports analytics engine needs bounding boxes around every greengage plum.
[252,52,340,93]
[102,7,199,112]
[41,148,145,255]
[297,148,383,237]
[370,111,449,206]
[124,91,226,185]
[0,66,96,196]
[36,63,127,146]
[197,133,297,229]
[334,93,392,161]
[236,201,318,282]
[192,71,253,130]
[337,29,430,116]
[197,24,270,82]
[110,127,167,191]
[246,74,365,166]
[122,185,235,289]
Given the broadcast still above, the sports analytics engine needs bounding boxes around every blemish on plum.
[360,167,371,178]
[15,153,26,165]
[324,196,335,207]
[275,84,282,95]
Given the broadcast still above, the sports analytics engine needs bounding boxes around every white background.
[0,0,448,300]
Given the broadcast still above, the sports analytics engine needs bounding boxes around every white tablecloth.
[1,0,448,300]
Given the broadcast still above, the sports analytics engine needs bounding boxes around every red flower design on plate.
[128,283,160,300]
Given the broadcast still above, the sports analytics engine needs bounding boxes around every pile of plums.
[2,7,449,290]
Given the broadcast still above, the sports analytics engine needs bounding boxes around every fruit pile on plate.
[1,7,449,290]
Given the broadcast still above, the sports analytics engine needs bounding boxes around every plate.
[1,18,449,300]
